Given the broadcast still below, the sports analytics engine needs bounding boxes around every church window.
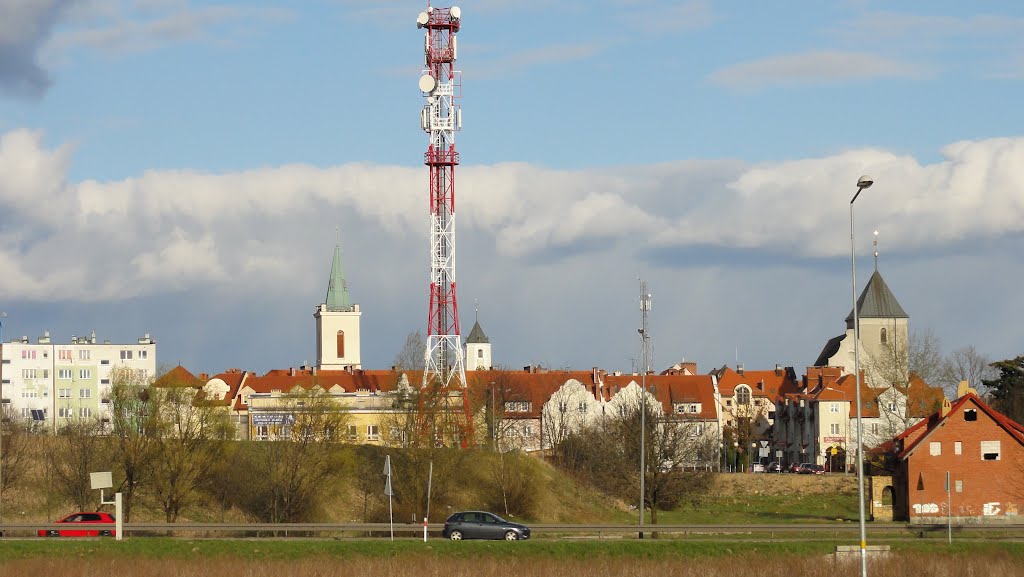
[336,330,345,358]
[880,328,888,344]
[477,349,483,359]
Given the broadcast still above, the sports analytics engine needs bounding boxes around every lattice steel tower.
[416,4,473,445]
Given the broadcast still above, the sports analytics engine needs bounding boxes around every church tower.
[465,306,492,371]
[314,243,361,371]
[815,245,908,387]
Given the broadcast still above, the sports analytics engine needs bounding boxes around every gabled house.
[891,387,1024,523]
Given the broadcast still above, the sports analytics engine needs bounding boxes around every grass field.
[1,538,1022,576]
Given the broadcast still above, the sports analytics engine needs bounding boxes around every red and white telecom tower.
[416,4,473,445]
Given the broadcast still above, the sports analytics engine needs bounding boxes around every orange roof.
[897,393,1024,460]
[905,373,945,418]
[153,364,201,388]
[715,366,797,401]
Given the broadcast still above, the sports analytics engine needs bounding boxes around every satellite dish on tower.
[416,11,428,28]
[419,74,437,93]
[450,6,461,20]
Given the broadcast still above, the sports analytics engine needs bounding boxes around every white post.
[423,517,428,542]
[115,492,123,541]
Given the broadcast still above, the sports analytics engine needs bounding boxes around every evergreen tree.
[981,355,1024,424]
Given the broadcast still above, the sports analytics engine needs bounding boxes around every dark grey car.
[442,511,531,541]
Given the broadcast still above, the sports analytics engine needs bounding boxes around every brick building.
[892,388,1024,523]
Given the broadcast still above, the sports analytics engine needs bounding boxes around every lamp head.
[857,175,874,190]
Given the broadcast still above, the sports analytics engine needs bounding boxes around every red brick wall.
[907,399,1023,520]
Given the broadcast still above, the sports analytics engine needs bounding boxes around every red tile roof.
[715,366,796,402]
[897,393,1024,460]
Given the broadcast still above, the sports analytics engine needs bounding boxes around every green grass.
[655,492,861,524]
[2,537,1022,562]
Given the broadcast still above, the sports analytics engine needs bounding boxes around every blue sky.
[0,0,1022,378]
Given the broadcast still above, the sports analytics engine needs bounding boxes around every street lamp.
[850,175,872,577]
[751,441,757,472]
[0,311,6,528]
[733,441,738,473]
[637,281,651,539]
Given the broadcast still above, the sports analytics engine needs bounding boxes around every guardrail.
[4,521,1024,538]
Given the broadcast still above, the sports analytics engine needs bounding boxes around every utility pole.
[638,281,651,539]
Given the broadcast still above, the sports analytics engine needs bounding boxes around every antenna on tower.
[416,3,471,448]
[873,230,879,271]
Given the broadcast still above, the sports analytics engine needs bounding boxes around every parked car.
[38,512,117,537]
[787,463,802,473]
[767,462,781,473]
[751,463,766,473]
[442,511,531,541]
[809,464,826,475]
[797,463,816,474]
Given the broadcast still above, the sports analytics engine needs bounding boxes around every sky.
[0,0,1022,378]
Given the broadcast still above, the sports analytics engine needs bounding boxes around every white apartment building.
[1,330,156,431]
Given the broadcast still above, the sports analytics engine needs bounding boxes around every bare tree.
[481,450,540,518]
[43,417,108,512]
[0,409,32,506]
[940,346,997,398]
[242,387,350,523]
[148,383,234,523]
[907,329,946,386]
[107,366,159,521]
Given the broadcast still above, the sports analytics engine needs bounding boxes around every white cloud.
[710,50,928,89]
[2,128,1024,307]
[47,0,291,55]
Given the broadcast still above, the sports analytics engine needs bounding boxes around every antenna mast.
[416,4,473,446]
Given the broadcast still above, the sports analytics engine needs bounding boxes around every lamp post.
[733,441,738,473]
[637,281,651,539]
[851,175,873,577]
[751,441,757,472]
[0,311,6,528]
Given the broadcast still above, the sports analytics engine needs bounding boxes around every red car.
[39,512,117,537]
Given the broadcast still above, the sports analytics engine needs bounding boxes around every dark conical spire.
[325,244,352,311]
[846,269,907,325]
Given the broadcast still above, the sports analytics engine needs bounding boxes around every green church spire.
[325,244,352,311]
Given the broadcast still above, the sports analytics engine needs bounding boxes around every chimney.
[312,367,318,376]
[775,363,782,375]
[757,379,765,391]
[90,330,97,344]
[289,367,295,376]
[592,366,599,384]
[737,364,744,375]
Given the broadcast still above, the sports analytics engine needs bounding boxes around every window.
[140,350,148,359]
[80,389,92,399]
[255,425,269,440]
[964,409,977,422]
[58,388,71,399]
[120,350,133,360]
[100,359,110,365]
[830,403,840,413]
[929,442,941,456]
[735,386,751,405]
[347,425,358,440]
[522,425,533,437]
[981,440,1001,461]
[367,425,380,441]
[43,369,48,378]
[22,369,37,379]
[58,369,72,380]
[79,369,92,379]
[79,407,92,418]
[955,480,963,493]
[79,350,90,360]
[578,401,587,414]
[336,330,345,358]
[477,349,483,358]
[21,350,37,359]
[872,423,879,434]
[59,350,72,361]
[954,441,962,455]
[880,327,887,344]
[504,401,530,413]
[58,407,73,418]
[830,423,841,435]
